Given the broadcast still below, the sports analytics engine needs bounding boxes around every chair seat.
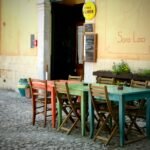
[126,105,139,110]
[126,105,145,119]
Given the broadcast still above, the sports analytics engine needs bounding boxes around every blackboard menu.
[84,23,94,32]
[84,33,97,62]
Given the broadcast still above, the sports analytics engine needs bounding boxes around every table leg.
[89,92,94,138]
[146,98,150,138]
[81,92,87,136]
[51,88,56,128]
[57,99,62,127]
[119,97,125,147]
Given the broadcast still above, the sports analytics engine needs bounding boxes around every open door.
[51,3,84,80]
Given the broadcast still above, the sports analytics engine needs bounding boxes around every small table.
[89,85,150,146]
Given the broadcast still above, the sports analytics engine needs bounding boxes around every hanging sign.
[82,1,96,20]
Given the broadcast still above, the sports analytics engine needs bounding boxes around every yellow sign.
[82,1,96,20]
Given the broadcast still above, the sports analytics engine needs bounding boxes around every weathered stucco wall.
[96,0,150,60]
[0,0,150,88]
[84,0,150,82]
[0,0,38,89]
[0,56,38,89]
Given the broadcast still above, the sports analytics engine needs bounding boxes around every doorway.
[51,2,84,80]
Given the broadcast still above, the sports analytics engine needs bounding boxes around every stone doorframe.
[37,0,51,80]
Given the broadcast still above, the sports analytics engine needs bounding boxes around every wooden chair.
[68,75,82,81]
[54,81,82,134]
[29,78,52,127]
[130,79,148,88]
[68,75,82,103]
[89,84,119,145]
[97,77,115,85]
[125,79,148,142]
[95,77,115,125]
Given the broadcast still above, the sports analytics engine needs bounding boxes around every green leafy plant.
[116,81,124,90]
[116,81,123,85]
[137,69,150,76]
[112,60,131,74]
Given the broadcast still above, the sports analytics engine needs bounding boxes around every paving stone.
[0,89,150,150]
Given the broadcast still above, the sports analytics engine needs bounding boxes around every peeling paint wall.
[0,0,38,89]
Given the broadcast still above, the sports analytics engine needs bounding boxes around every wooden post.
[45,64,48,80]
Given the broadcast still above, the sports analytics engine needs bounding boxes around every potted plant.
[116,81,124,90]
[133,69,150,81]
[112,60,132,80]
[93,60,133,82]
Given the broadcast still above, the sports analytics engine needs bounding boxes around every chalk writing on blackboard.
[84,33,97,62]
[84,23,94,32]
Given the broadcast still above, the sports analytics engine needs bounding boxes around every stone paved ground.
[0,89,150,150]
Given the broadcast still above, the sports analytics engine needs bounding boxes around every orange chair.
[29,78,52,127]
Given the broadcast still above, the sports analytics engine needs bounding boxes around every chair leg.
[57,109,80,135]
[44,102,47,127]
[32,103,36,125]
[94,114,117,145]
[67,118,80,135]
[127,115,144,135]
[126,115,135,135]
[125,115,146,144]
[57,110,73,131]
[94,116,108,141]
[63,107,75,123]
[134,122,144,135]
[32,113,36,125]
[97,114,111,132]
[106,124,118,145]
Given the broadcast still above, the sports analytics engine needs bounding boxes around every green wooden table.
[88,84,150,146]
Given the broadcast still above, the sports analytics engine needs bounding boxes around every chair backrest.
[29,78,47,99]
[54,81,69,100]
[68,75,82,81]
[54,81,80,117]
[130,79,148,109]
[97,77,115,85]
[131,79,148,88]
[89,84,114,119]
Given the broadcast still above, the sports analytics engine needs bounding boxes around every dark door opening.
[51,3,84,80]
